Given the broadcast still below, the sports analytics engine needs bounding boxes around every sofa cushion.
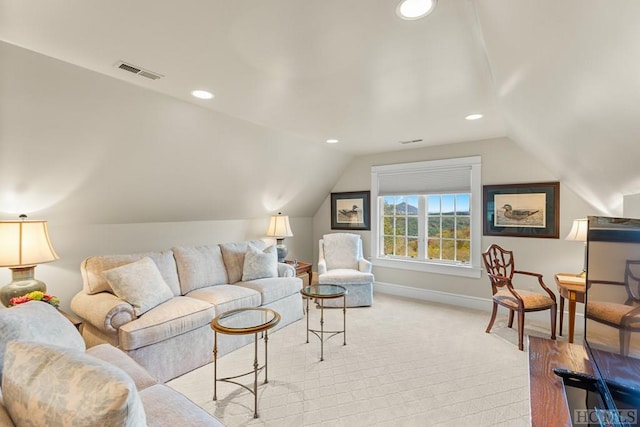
[2,341,146,427]
[187,284,261,314]
[0,301,85,382]
[118,296,215,351]
[242,244,278,281]
[82,250,181,296]
[87,344,158,391]
[140,384,224,427]
[104,257,175,316]
[220,240,266,284]
[173,245,229,294]
[236,276,302,305]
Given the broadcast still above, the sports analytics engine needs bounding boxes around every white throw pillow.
[242,245,278,281]
[103,257,174,316]
[2,341,147,427]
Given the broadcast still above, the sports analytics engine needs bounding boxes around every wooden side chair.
[586,260,640,356]
[482,244,557,350]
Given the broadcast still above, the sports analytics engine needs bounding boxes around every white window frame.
[371,156,482,278]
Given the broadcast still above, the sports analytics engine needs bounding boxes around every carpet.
[168,292,564,426]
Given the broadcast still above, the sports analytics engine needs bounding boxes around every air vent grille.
[399,139,423,145]
[115,61,163,80]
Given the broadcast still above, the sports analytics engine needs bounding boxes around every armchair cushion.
[242,245,278,281]
[2,341,146,427]
[103,257,174,316]
[587,302,640,328]
[322,233,361,270]
[318,269,374,285]
[493,289,555,310]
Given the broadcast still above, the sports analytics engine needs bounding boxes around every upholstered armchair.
[318,233,374,307]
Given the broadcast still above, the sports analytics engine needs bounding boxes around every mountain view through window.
[382,194,471,263]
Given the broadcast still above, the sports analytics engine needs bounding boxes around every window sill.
[372,257,482,278]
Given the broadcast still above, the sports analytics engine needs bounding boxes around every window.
[371,157,481,278]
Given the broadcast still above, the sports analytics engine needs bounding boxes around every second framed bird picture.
[330,191,370,231]
[483,182,559,238]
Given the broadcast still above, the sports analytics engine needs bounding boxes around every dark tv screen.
[584,216,640,426]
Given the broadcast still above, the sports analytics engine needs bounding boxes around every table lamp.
[265,212,293,263]
[565,218,588,277]
[0,215,59,306]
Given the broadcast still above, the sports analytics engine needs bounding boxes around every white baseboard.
[374,281,490,312]
[374,281,583,323]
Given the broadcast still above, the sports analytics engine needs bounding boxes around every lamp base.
[0,266,47,307]
[275,238,288,263]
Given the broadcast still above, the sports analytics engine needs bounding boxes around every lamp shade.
[565,218,588,242]
[265,213,293,238]
[0,220,59,267]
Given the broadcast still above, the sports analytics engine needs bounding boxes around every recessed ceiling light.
[326,139,339,144]
[396,0,437,20]
[465,113,483,121]
[191,90,214,100]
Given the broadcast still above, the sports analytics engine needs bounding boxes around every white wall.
[0,40,352,224]
[313,137,602,310]
[0,217,313,311]
[0,41,329,311]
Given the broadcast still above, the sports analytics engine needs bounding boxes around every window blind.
[376,165,471,196]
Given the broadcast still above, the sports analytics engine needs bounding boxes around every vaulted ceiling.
[1,0,639,217]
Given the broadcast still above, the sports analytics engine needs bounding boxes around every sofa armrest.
[358,258,372,273]
[277,262,296,277]
[318,259,327,275]
[71,292,136,334]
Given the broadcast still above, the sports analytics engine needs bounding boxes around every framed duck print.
[483,182,559,238]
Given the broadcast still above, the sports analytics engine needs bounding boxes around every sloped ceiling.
[1,0,639,219]
[475,0,640,215]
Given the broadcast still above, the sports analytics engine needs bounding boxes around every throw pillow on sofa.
[220,240,267,283]
[103,256,174,316]
[2,341,147,427]
[242,244,278,281]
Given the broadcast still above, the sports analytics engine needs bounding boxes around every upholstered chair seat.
[493,289,556,310]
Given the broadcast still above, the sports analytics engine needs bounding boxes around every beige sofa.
[0,301,223,426]
[71,239,304,382]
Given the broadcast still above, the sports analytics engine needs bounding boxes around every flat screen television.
[570,216,640,426]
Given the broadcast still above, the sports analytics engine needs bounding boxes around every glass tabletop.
[301,284,347,298]
[211,307,280,334]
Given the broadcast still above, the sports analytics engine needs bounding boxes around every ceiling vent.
[398,139,423,145]
[115,61,163,80]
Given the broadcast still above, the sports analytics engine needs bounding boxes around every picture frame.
[331,191,370,231]
[483,182,560,238]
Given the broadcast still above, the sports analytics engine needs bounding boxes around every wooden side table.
[554,273,586,343]
[58,308,84,332]
[285,260,312,285]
